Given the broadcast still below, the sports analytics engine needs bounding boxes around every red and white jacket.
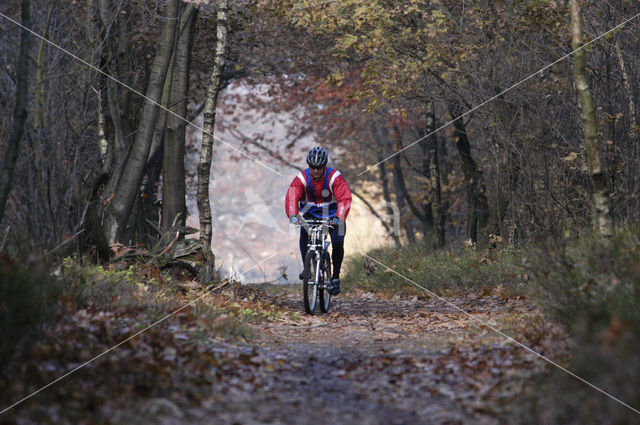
[285,167,352,221]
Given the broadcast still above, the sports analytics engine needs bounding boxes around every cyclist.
[285,146,352,295]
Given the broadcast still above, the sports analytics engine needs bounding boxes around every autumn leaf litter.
[2,279,568,425]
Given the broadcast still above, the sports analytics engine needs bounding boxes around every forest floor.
[186,287,567,425]
[2,284,569,425]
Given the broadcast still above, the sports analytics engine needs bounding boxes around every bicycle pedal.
[329,279,341,295]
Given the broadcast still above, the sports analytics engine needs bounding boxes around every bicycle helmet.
[306,146,328,168]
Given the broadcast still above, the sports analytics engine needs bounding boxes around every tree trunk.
[0,0,31,223]
[417,126,434,240]
[162,5,197,232]
[448,104,489,246]
[570,0,614,238]
[615,38,637,141]
[614,37,638,218]
[198,0,228,283]
[427,101,445,248]
[99,1,133,203]
[33,4,54,209]
[493,149,520,241]
[104,78,128,184]
[379,157,401,246]
[392,129,431,240]
[377,130,401,246]
[392,168,416,245]
[380,123,416,245]
[102,0,179,242]
[134,7,192,246]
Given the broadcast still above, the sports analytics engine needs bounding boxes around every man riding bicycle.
[285,146,352,295]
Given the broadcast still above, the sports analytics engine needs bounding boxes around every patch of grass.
[60,258,276,342]
[60,257,182,313]
[343,241,525,296]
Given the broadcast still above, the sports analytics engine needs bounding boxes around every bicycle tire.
[319,251,331,313]
[303,251,318,314]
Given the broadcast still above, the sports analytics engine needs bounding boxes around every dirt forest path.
[185,288,559,425]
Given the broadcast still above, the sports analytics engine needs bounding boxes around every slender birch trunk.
[614,39,637,140]
[198,0,228,283]
[0,0,31,223]
[570,0,614,237]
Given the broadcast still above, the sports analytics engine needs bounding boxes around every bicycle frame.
[298,217,334,314]
[302,218,331,282]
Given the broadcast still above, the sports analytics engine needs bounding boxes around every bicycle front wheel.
[319,252,331,313]
[303,251,318,314]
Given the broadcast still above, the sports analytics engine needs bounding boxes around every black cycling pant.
[299,222,346,279]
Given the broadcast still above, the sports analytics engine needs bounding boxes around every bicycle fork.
[314,255,321,285]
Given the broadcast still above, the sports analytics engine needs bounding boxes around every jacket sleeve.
[285,175,305,218]
[332,174,352,221]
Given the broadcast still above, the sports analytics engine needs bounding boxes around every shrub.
[0,256,56,376]
[523,226,640,424]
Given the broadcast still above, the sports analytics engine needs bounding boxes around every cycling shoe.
[329,278,341,295]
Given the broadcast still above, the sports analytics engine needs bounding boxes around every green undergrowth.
[58,257,277,342]
[342,241,526,297]
[519,226,640,424]
[346,226,640,423]
[60,257,182,312]
[1,257,279,378]
[1,256,287,423]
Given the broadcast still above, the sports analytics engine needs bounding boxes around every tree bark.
[97,1,132,200]
[377,130,401,246]
[102,0,179,242]
[198,0,228,283]
[33,4,54,218]
[615,38,637,141]
[392,168,416,245]
[0,0,31,224]
[378,124,416,245]
[448,104,489,245]
[392,129,431,238]
[379,157,402,246]
[162,5,197,232]
[418,130,434,239]
[570,0,614,238]
[134,6,192,246]
[427,101,445,248]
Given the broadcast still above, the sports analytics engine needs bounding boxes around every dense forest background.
[1,0,638,263]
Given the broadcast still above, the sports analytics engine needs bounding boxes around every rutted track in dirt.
[189,290,558,425]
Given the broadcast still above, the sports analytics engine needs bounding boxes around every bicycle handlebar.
[295,217,335,229]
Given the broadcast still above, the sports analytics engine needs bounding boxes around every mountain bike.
[299,218,334,315]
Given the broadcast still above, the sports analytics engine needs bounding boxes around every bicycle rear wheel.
[303,251,318,314]
[319,252,331,313]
